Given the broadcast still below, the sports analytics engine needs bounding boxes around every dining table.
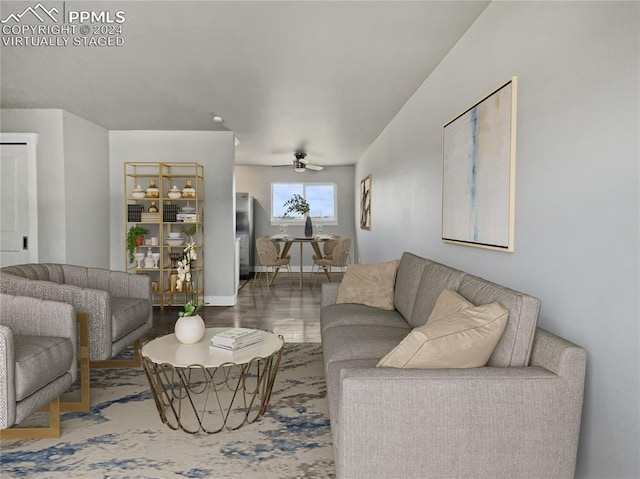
[269,235,337,290]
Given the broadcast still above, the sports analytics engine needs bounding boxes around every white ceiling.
[1,1,488,166]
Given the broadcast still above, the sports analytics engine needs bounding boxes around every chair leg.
[252,269,261,289]
[91,339,142,369]
[61,312,91,412]
[1,397,62,440]
[269,266,281,287]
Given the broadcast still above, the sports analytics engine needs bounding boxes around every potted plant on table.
[283,194,313,237]
[174,243,207,344]
[127,225,149,264]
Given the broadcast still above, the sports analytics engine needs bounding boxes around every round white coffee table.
[141,328,285,434]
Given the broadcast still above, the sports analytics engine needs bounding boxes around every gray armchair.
[0,263,153,411]
[0,294,77,439]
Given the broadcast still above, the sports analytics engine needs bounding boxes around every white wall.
[355,3,639,478]
[1,109,110,266]
[109,131,236,305]
[63,111,110,267]
[235,165,356,270]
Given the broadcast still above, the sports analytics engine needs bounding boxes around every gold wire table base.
[142,337,284,434]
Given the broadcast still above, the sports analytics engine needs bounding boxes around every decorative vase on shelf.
[305,214,313,237]
[132,185,145,199]
[168,185,182,199]
[134,252,145,268]
[144,248,154,268]
[146,180,159,198]
[174,314,205,344]
[182,180,196,198]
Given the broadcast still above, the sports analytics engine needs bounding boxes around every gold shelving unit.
[124,162,205,309]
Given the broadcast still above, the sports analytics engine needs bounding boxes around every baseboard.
[205,294,237,306]
[254,265,316,273]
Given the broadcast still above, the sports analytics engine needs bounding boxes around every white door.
[0,135,38,266]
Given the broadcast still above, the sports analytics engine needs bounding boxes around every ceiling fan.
[275,152,324,173]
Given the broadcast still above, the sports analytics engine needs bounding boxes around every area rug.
[1,343,335,479]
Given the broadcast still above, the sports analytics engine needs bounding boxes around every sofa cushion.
[322,324,410,367]
[393,253,429,322]
[458,275,540,367]
[14,335,74,401]
[408,261,465,328]
[111,297,152,342]
[377,302,509,369]
[336,260,400,310]
[321,303,409,333]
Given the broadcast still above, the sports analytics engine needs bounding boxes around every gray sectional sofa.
[320,252,586,479]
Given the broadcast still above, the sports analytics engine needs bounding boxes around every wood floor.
[149,273,344,343]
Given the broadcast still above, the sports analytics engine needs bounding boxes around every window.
[271,182,337,224]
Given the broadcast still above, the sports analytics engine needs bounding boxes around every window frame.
[270,182,338,226]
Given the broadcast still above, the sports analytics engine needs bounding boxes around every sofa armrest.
[337,330,586,479]
[0,324,15,429]
[321,282,340,307]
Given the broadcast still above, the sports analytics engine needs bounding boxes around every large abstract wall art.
[442,77,517,251]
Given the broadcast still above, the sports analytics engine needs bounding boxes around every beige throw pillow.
[336,260,400,310]
[377,300,509,369]
[427,289,474,323]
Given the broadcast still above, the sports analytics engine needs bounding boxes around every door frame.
[1,133,39,263]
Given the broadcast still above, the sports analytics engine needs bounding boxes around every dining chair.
[312,235,341,263]
[312,238,351,287]
[254,236,293,288]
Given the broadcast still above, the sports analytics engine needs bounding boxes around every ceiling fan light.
[294,160,306,172]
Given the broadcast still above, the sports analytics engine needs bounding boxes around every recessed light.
[212,115,224,123]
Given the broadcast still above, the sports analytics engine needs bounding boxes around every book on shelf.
[127,204,144,222]
[163,204,179,222]
[177,213,199,222]
[211,328,262,347]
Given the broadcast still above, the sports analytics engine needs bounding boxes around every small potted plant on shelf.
[127,225,149,264]
[179,224,197,243]
[283,194,313,237]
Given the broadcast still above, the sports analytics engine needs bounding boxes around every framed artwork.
[441,77,517,251]
[360,174,371,230]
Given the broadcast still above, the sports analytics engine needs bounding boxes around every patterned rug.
[1,343,335,479]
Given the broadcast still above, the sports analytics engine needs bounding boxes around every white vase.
[174,314,205,344]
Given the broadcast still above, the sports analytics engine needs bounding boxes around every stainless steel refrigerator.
[236,192,255,279]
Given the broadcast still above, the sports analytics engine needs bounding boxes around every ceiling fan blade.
[305,164,324,171]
